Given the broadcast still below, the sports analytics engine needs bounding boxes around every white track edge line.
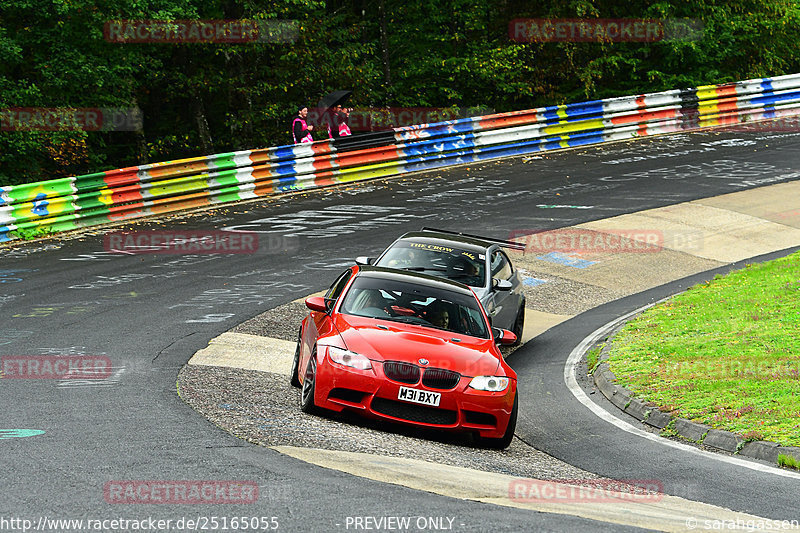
[564,300,800,481]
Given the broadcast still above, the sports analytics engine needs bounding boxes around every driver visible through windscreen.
[378,241,485,287]
[340,276,489,339]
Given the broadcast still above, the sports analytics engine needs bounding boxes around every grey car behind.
[358,229,526,344]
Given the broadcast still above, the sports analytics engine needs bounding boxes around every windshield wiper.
[448,274,478,280]
[401,266,448,272]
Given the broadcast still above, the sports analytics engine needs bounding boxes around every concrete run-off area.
[179,180,800,531]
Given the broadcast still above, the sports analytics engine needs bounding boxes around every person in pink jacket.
[291,106,314,144]
[327,105,352,139]
[338,107,352,137]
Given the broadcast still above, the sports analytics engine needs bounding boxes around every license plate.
[397,386,440,407]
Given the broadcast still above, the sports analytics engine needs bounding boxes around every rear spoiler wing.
[421,227,526,250]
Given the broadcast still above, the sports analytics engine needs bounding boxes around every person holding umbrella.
[338,106,352,137]
[326,104,351,139]
[291,106,314,144]
[317,90,352,139]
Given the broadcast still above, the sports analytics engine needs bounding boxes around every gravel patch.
[233,301,309,341]
[178,364,598,481]
[519,272,622,315]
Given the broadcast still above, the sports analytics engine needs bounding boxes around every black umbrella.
[317,90,352,111]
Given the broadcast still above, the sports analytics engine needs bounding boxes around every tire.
[511,302,525,346]
[477,394,517,449]
[300,352,318,414]
[289,331,302,388]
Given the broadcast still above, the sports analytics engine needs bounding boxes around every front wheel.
[477,394,517,449]
[300,352,318,414]
[511,303,525,346]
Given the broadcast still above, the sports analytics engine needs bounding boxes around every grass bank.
[606,251,800,446]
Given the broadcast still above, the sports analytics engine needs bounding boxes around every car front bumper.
[313,357,516,439]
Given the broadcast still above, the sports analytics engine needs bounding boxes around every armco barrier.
[3,73,800,242]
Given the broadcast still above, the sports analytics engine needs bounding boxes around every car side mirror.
[493,328,517,346]
[493,278,513,291]
[305,296,329,313]
[355,256,372,265]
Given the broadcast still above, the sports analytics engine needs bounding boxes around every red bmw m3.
[290,265,519,448]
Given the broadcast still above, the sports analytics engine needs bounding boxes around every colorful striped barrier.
[3,73,800,242]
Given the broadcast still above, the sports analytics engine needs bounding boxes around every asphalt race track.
[1,127,799,531]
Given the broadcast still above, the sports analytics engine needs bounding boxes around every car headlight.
[469,376,509,392]
[328,346,372,370]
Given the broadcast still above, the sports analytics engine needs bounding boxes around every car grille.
[371,397,457,426]
[382,362,420,384]
[383,362,461,390]
[421,368,461,390]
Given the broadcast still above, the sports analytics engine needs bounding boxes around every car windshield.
[376,240,486,287]
[339,275,490,339]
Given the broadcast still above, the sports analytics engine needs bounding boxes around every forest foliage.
[1,0,799,185]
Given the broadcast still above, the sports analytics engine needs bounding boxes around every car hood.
[333,314,502,377]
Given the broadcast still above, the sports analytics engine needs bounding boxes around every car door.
[486,249,518,330]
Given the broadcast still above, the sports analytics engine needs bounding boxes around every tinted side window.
[326,270,352,301]
[491,251,513,280]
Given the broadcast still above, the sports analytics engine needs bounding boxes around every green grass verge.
[9,226,57,240]
[586,345,603,374]
[778,453,800,470]
[606,251,800,447]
